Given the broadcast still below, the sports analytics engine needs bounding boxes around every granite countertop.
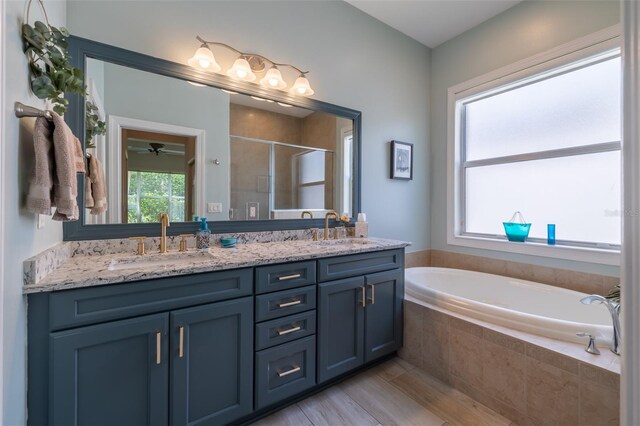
[24,237,410,294]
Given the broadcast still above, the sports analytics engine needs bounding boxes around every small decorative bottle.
[196,217,211,249]
[355,213,369,238]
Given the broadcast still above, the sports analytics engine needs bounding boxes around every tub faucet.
[580,294,621,355]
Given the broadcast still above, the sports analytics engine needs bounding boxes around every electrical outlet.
[37,214,46,229]
[207,203,223,213]
[246,202,259,220]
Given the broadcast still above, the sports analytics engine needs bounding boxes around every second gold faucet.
[324,211,339,240]
[159,213,170,253]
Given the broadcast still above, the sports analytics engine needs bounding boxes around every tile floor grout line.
[294,402,315,426]
[338,380,388,426]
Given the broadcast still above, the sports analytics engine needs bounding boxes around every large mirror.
[64,37,360,239]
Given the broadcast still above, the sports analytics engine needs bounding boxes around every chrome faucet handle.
[576,332,601,355]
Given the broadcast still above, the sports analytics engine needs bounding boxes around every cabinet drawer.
[49,269,253,331]
[255,285,316,322]
[255,311,316,351]
[317,249,404,282]
[256,261,316,294]
[255,336,316,409]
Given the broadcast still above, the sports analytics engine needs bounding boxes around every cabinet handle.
[278,273,302,281]
[277,326,301,336]
[361,287,366,307]
[277,365,301,377]
[368,284,375,305]
[179,326,185,358]
[278,299,302,308]
[155,332,161,365]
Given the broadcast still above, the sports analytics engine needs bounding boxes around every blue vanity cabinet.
[317,276,366,383]
[170,297,253,426]
[364,269,404,362]
[317,249,404,384]
[27,269,254,426]
[50,313,170,426]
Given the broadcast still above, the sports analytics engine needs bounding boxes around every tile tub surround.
[407,249,619,296]
[399,300,620,426]
[23,235,409,293]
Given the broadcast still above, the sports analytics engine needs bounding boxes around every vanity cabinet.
[50,313,170,426]
[170,298,253,425]
[28,270,254,426]
[28,248,405,425]
[317,251,404,383]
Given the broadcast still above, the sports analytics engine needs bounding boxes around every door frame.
[622,1,640,424]
[107,115,205,223]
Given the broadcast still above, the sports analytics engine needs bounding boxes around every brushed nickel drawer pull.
[278,299,302,308]
[368,284,375,305]
[155,332,161,365]
[361,287,366,307]
[277,365,301,377]
[178,326,185,358]
[277,326,302,336]
[278,273,302,281]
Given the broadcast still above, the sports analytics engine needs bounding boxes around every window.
[128,171,186,223]
[448,31,621,264]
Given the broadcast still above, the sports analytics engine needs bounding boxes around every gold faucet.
[159,213,170,253]
[301,211,313,219]
[324,211,338,240]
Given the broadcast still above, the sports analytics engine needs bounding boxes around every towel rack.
[14,102,53,121]
[15,101,92,158]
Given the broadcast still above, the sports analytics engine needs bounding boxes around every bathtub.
[405,267,614,345]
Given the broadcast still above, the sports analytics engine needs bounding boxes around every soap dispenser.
[196,217,211,249]
[355,213,369,238]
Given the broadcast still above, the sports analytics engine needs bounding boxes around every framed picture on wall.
[390,140,413,180]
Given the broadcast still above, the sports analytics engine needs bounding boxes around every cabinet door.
[364,269,404,362]
[170,297,253,426]
[50,313,169,426]
[317,276,365,383]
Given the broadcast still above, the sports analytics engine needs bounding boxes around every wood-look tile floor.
[250,357,515,426]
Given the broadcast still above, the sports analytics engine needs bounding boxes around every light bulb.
[187,45,221,73]
[227,58,256,82]
[259,66,287,90]
[289,75,314,96]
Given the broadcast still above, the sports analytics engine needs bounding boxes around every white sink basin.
[108,250,214,271]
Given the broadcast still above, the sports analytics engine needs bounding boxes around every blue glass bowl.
[503,222,531,242]
[220,237,237,248]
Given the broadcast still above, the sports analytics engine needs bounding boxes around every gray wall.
[429,0,620,276]
[3,2,68,425]
[101,62,230,221]
[66,0,432,250]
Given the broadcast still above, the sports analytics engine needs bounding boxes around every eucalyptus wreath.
[22,17,106,146]
[22,20,83,114]
[85,100,106,149]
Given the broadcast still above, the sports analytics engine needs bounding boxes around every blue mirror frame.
[63,36,362,240]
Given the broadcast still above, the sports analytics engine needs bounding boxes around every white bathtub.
[405,267,614,345]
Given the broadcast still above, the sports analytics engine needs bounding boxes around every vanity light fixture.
[187,44,222,72]
[188,36,315,96]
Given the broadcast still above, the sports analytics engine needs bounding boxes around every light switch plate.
[37,214,46,229]
[207,203,223,213]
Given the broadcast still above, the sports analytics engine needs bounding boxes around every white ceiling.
[346,0,522,48]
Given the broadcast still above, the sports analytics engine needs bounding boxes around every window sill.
[447,234,620,266]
